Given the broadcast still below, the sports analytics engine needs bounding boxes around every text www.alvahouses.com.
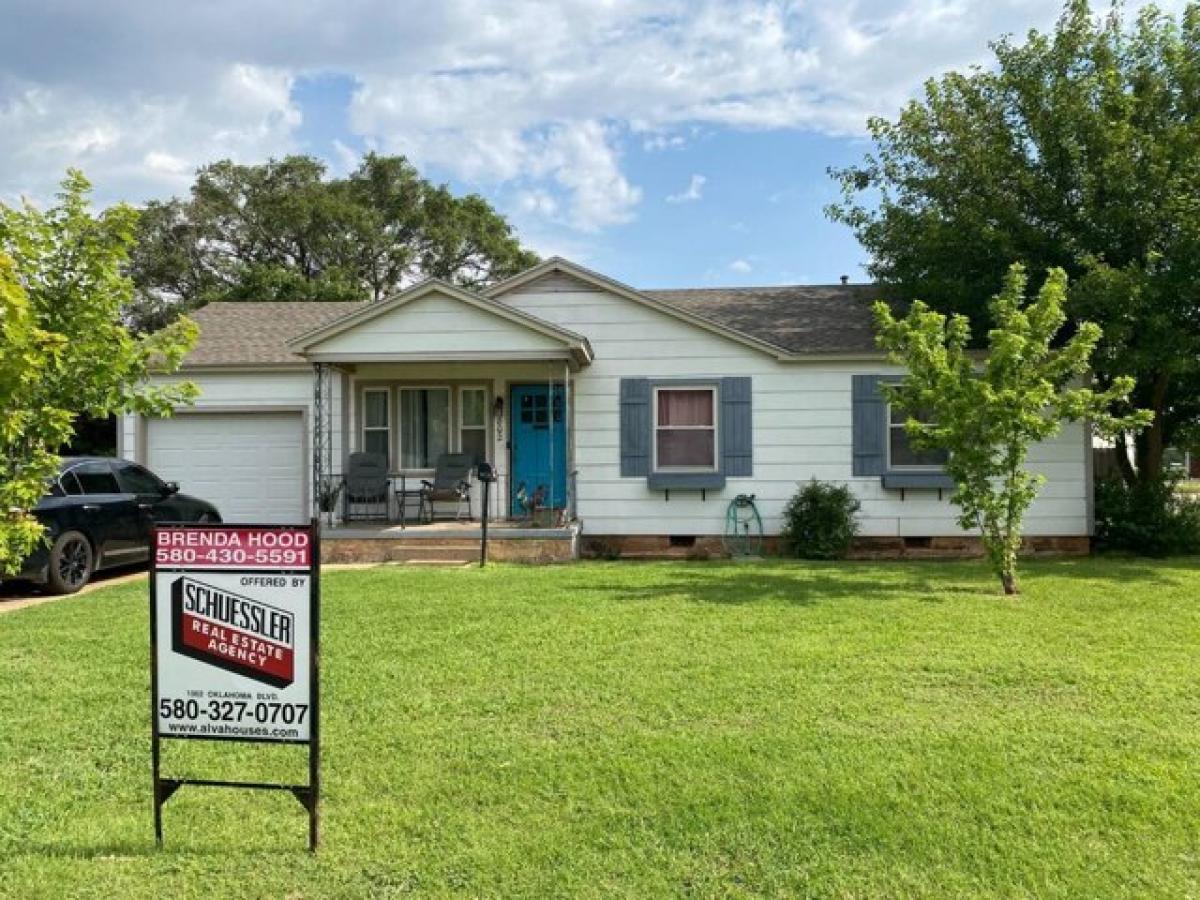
[163,721,302,740]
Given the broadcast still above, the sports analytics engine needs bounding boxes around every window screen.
[654,387,716,470]
[888,406,949,469]
[460,388,487,464]
[362,389,390,462]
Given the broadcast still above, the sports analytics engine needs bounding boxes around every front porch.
[320,519,581,564]
[312,360,581,527]
[294,279,593,539]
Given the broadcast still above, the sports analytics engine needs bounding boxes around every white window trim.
[397,385,451,472]
[458,386,489,432]
[458,385,488,450]
[886,403,947,471]
[361,387,391,461]
[652,385,719,473]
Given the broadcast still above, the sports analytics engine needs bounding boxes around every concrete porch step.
[383,545,480,563]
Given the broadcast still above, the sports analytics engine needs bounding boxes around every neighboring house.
[119,257,1091,556]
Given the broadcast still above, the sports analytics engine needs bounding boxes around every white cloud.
[643,132,686,152]
[0,63,299,205]
[666,173,706,204]
[516,188,559,218]
[730,258,753,273]
[0,0,1186,227]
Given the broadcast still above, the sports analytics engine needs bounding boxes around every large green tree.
[828,1,1200,483]
[127,154,539,329]
[0,172,197,573]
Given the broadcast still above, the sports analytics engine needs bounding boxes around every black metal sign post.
[149,519,321,851]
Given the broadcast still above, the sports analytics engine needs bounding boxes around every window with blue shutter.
[620,377,753,491]
[852,374,954,490]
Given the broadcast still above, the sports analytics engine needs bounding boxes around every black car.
[11,457,222,594]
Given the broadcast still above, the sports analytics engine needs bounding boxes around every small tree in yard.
[874,264,1149,595]
[0,171,198,574]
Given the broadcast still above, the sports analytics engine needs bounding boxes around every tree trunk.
[1135,373,1171,484]
[1000,570,1020,595]
[1114,432,1137,486]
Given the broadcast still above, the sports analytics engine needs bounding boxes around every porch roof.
[287,280,593,368]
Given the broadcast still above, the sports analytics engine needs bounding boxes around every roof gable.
[287,279,593,363]
[486,257,803,359]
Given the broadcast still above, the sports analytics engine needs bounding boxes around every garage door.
[146,412,306,524]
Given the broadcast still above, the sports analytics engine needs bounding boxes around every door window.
[71,462,121,494]
[117,463,165,495]
[59,471,84,495]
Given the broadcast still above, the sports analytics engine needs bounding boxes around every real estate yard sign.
[150,522,320,850]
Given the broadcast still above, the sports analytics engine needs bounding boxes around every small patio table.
[392,473,424,529]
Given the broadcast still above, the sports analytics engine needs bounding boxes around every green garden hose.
[723,494,763,557]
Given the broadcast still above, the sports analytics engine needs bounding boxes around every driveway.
[0,565,147,614]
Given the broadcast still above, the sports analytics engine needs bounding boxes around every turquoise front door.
[510,384,567,516]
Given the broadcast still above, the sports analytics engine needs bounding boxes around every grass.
[1,558,1199,898]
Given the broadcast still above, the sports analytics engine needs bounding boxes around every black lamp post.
[476,461,497,567]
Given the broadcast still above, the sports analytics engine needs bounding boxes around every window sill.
[648,472,726,491]
[881,471,955,491]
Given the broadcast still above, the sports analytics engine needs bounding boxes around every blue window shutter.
[852,374,886,476]
[720,377,753,477]
[619,378,650,476]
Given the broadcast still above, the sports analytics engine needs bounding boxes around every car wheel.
[47,531,94,595]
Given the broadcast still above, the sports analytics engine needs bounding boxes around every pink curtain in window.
[658,390,713,426]
[657,389,715,466]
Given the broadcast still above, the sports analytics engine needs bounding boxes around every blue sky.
[292,71,869,286]
[0,0,1182,288]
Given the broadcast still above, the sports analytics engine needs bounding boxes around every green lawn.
[2,559,1199,898]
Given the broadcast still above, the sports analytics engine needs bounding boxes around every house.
[118,257,1092,560]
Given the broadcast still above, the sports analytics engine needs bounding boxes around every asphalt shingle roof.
[643,283,885,355]
[182,301,366,366]
[180,283,887,366]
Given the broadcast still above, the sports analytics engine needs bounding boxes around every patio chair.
[343,452,390,522]
[419,453,474,523]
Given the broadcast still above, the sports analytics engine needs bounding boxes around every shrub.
[780,479,861,559]
[1094,474,1200,557]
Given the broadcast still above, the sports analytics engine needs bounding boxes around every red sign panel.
[154,525,312,570]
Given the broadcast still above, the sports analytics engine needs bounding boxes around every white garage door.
[146,412,306,524]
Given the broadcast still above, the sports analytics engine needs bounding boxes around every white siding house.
[122,258,1092,553]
